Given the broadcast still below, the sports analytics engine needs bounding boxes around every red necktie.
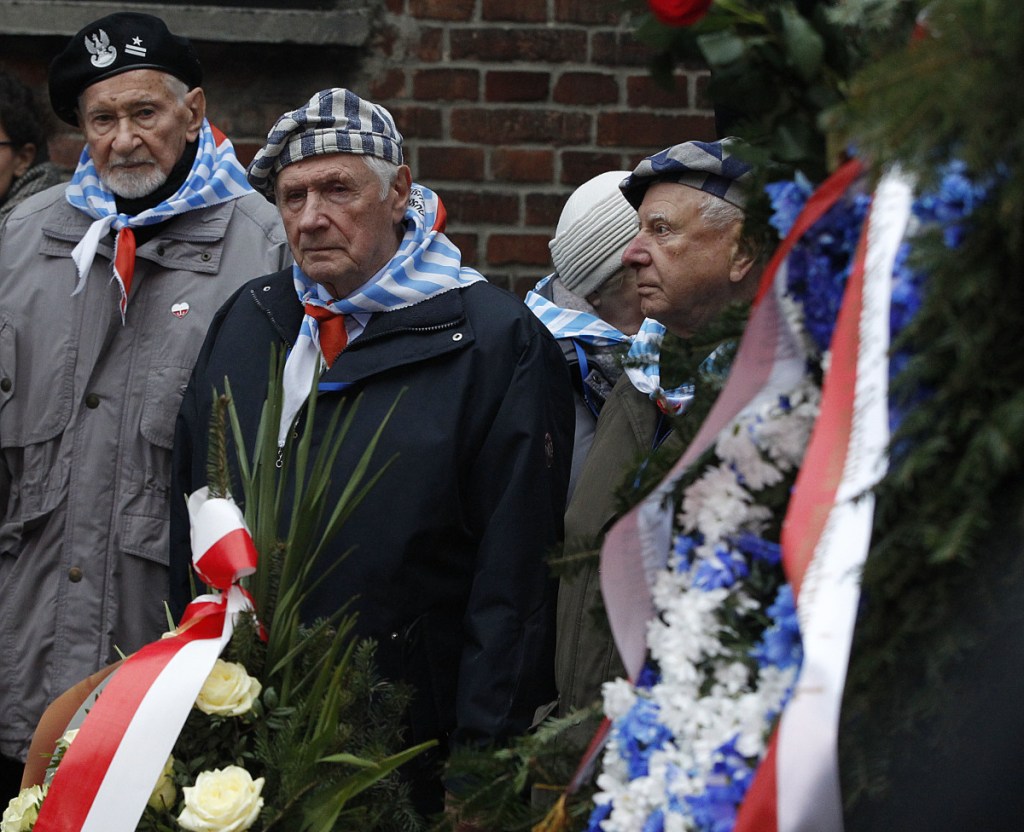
[304,304,348,367]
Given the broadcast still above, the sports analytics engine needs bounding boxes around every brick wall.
[0,0,715,295]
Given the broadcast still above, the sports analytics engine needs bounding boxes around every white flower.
[58,728,79,747]
[195,659,261,717]
[1,785,46,832]
[177,766,264,832]
[148,755,177,811]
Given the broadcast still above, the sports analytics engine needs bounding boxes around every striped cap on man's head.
[620,137,753,210]
[247,88,403,199]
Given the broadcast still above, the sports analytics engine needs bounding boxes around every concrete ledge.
[0,0,373,45]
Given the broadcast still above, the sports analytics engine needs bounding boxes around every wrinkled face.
[78,69,204,199]
[622,182,749,338]
[0,125,34,201]
[274,154,411,299]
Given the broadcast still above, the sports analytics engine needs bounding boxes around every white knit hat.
[549,170,636,298]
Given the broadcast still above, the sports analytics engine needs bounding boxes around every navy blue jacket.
[169,269,573,803]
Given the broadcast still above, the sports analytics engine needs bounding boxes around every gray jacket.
[0,185,289,761]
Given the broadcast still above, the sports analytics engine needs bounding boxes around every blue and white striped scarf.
[524,275,632,347]
[280,183,484,445]
[65,119,251,314]
[624,317,696,416]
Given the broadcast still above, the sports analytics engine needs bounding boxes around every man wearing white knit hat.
[526,171,644,500]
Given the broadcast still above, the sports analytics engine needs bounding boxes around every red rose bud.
[647,0,714,27]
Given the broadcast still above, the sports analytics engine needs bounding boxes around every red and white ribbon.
[736,169,913,832]
[34,488,258,832]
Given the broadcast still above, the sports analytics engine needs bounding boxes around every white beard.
[101,159,168,199]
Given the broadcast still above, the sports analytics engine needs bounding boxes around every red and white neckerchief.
[33,488,259,832]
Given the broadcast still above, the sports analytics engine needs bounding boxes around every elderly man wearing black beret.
[555,138,763,721]
[0,12,289,798]
[168,88,574,823]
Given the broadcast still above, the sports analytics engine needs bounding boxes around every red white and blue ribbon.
[33,488,258,832]
[735,169,913,832]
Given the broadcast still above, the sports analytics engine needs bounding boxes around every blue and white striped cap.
[620,137,753,210]
[247,88,403,198]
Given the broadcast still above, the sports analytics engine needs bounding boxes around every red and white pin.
[171,302,190,319]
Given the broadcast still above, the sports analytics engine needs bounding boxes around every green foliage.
[143,346,433,831]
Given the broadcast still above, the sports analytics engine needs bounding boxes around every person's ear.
[729,248,756,283]
[390,165,412,224]
[12,142,36,178]
[183,87,206,142]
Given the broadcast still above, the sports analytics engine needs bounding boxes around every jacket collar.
[249,270,473,384]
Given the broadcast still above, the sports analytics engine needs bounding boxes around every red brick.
[409,0,475,21]
[447,232,479,265]
[485,71,550,103]
[413,69,479,101]
[416,27,445,61]
[488,233,552,266]
[385,0,404,13]
[370,68,406,100]
[388,105,445,140]
[492,148,555,183]
[442,190,520,225]
[553,72,619,106]
[591,31,658,67]
[419,145,486,181]
[525,192,568,229]
[597,111,715,150]
[451,28,587,63]
[451,108,590,145]
[554,0,620,25]
[627,73,691,109]
[560,151,629,185]
[482,0,547,22]
[230,141,263,168]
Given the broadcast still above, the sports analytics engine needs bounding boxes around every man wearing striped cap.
[556,138,763,726]
[0,12,289,799]
[169,88,574,823]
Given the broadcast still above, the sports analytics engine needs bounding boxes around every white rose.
[147,755,177,811]
[1,784,46,832]
[177,766,264,832]
[195,659,261,717]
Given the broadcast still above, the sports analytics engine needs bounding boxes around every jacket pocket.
[139,364,193,450]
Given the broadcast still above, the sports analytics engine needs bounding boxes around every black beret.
[48,12,202,126]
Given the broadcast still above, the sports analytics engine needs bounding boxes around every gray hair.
[698,192,744,231]
[361,154,399,200]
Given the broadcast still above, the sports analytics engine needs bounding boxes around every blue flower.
[693,544,749,590]
[615,697,673,779]
[683,736,755,832]
[636,663,661,691]
[734,532,781,566]
[642,808,666,832]
[766,173,813,238]
[585,801,612,831]
[674,534,700,571]
[751,584,803,671]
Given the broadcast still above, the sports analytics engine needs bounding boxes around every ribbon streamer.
[736,169,913,832]
[34,488,258,832]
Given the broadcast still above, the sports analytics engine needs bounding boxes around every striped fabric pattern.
[525,275,631,347]
[624,317,696,415]
[279,183,483,446]
[64,120,251,309]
